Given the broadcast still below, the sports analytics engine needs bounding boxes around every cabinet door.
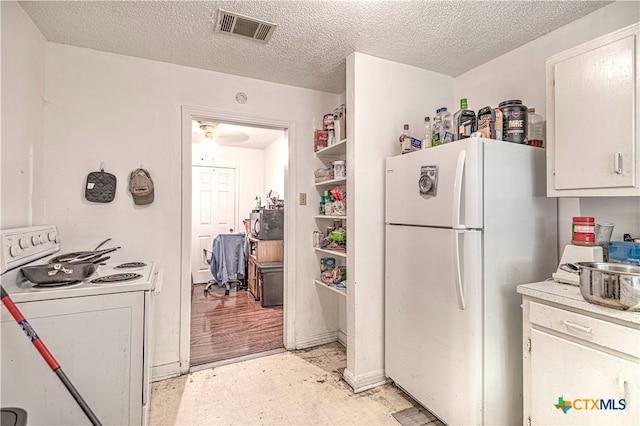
[1,292,145,425]
[547,23,639,196]
[530,329,640,425]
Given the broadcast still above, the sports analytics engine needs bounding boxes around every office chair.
[203,232,248,295]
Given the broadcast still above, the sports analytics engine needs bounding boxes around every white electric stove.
[4,258,157,303]
[1,225,159,425]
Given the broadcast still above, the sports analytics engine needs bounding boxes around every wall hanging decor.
[84,163,117,203]
[128,168,154,205]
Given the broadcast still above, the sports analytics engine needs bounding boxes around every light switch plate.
[299,193,307,205]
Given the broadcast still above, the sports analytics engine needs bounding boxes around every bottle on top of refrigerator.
[400,124,412,154]
[431,109,440,147]
[441,108,453,144]
[434,107,453,146]
[499,99,528,143]
[422,117,432,149]
[453,98,477,140]
[494,107,503,141]
[477,106,495,139]
[527,108,545,148]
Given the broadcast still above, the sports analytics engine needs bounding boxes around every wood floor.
[190,282,283,366]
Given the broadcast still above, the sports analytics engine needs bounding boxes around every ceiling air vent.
[215,9,277,43]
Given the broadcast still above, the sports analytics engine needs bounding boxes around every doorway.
[187,116,288,368]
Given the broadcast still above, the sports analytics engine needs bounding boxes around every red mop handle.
[1,285,102,426]
[0,287,59,370]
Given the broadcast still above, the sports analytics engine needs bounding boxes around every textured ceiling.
[19,0,612,94]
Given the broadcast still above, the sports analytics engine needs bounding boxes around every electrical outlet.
[299,193,307,205]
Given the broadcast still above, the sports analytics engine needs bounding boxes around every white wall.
[346,52,454,389]
[455,0,640,251]
[263,136,286,201]
[1,0,46,228]
[41,42,339,376]
[192,140,265,231]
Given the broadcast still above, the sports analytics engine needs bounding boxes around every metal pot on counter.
[575,262,640,311]
[20,243,120,284]
[21,261,99,284]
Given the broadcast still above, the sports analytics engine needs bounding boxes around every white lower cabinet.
[519,283,640,425]
[1,291,148,425]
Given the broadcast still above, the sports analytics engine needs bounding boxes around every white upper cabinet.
[546,23,639,197]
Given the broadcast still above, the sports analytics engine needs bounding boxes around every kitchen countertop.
[518,279,640,325]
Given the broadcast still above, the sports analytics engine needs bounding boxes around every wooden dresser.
[247,237,283,300]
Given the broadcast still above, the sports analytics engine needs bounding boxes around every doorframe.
[179,106,296,374]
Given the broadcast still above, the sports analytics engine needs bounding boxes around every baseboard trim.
[337,330,347,347]
[343,367,389,393]
[190,348,286,373]
[151,362,181,382]
[294,331,339,349]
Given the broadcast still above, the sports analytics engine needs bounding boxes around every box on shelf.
[334,119,346,142]
[314,130,329,151]
[321,257,336,271]
[314,168,333,183]
[323,114,334,131]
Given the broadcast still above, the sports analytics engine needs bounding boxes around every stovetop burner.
[33,280,82,289]
[91,273,142,284]
[115,262,147,269]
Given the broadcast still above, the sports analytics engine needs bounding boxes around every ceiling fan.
[197,121,222,138]
[193,120,249,144]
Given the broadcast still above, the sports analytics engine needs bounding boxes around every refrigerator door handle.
[452,150,466,230]
[452,230,466,310]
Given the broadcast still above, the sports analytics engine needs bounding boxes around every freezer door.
[385,225,483,426]
[385,138,483,229]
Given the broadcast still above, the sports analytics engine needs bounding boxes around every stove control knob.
[32,235,41,245]
[48,232,57,242]
[10,244,21,257]
[19,237,30,249]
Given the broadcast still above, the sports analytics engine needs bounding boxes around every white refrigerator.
[384,137,557,426]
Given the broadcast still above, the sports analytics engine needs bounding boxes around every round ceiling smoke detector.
[235,92,247,104]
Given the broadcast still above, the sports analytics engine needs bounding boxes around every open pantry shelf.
[314,138,346,157]
[314,279,346,297]
[314,177,346,187]
[314,247,347,258]
[313,215,346,220]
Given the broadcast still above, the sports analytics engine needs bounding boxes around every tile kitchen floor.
[149,342,414,425]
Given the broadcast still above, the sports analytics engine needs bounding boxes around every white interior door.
[191,166,237,284]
